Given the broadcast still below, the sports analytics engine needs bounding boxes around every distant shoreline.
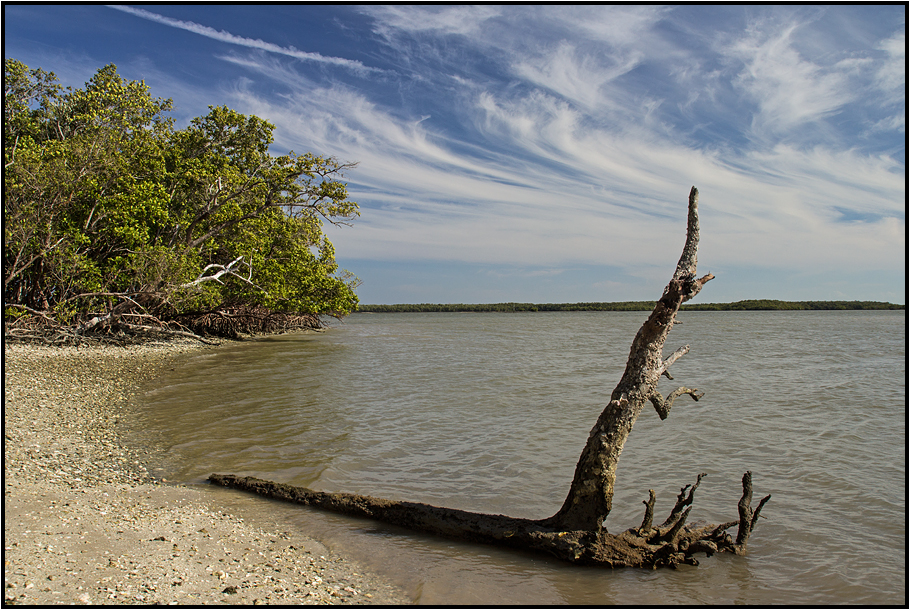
[356,300,905,313]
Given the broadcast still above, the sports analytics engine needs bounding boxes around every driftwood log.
[210,187,770,568]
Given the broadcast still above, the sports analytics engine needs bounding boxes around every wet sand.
[4,341,411,605]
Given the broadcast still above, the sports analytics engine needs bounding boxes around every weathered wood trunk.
[543,186,714,532]
[210,187,770,569]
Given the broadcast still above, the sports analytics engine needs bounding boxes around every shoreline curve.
[4,340,412,605]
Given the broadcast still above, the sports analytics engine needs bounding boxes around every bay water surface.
[135,311,905,605]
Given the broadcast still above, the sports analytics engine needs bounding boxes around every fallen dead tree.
[210,187,770,568]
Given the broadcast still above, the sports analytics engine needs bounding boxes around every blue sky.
[5,5,905,304]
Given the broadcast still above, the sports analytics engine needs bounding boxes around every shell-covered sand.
[4,340,411,605]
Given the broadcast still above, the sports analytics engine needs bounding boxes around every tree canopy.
[4,59,360,341]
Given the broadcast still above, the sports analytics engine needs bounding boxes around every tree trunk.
[543,186,714,532]
[209,187,770,568]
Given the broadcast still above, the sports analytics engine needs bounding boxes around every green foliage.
[4,60,360,335]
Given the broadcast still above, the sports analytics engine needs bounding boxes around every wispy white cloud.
[220,50,902,285]
[513,42,642,110]
[108,5,374,73]
[874,29,906,107]
[90,6,906,300]
[564,5,668,46]
[365,5,500,38]
[724,19,856,137]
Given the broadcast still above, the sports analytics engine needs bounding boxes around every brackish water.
[137,311,905,605]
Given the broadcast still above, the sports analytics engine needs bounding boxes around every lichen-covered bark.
[209,187,769,569]
[544,187,714,532]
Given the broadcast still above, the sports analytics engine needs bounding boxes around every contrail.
[108,5,374,73]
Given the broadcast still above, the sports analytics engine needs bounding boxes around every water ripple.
[136,311,905,604]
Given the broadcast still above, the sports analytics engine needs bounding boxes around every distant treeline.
[357,300,905,313]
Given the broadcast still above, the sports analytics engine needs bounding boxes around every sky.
[4,4,906,304]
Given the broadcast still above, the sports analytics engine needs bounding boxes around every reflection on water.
[135,311,906,605]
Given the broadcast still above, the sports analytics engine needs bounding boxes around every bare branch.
[649,386,704,420]
[658,344,690,377]
[661,507,691,545]
[3,303,57,324]
[75,310,118,335]
[638,489,656,535]
[62,291,144,304]
[178,256,265,293]
[735,471,771,550]
[751,494,772,531]
[116,322,219,345]
[658,473,706,531]
[682,273,715,303]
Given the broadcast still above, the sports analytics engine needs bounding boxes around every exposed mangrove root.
[3,310,219,345]
[3,304,324,345]
[170,306,324,339]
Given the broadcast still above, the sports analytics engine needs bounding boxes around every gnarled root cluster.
[208,471,769,569]
[614,471,771,568]
[171,306,323,339]
[3,304,324,345]
[3,308,221,345]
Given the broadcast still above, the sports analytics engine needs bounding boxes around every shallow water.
[136,310,906,604]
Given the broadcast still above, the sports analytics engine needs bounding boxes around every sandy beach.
[3,340,411,605]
